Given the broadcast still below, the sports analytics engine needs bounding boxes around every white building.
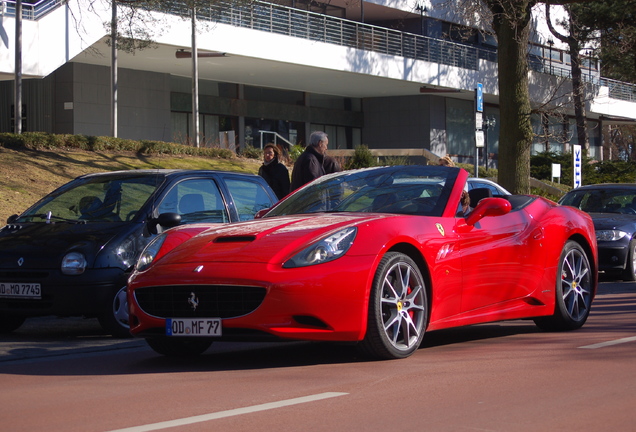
[1,0,635,165]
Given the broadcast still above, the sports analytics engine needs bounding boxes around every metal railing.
[4,0,636,102]
[172,0,480,71]
[259,131,293,150]
[531,59,636,103]
[2,0,64,19]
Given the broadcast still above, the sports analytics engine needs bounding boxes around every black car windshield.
[265,165,460,217]
[18,173,165,223]
[560,188,636,214]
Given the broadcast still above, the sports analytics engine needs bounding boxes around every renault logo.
[17,257,24,267]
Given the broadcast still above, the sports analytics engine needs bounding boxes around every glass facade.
[170,79,362,151]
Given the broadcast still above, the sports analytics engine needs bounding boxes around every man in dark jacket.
[290,131,329,192]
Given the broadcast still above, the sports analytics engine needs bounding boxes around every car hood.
[0,222,135,269]
[158,213,393,265]
[590,213,636,231]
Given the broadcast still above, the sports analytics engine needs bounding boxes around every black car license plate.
[0,282,41,299]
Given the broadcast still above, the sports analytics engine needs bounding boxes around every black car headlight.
[61,252,87,275]
[283,227,357,268]
[115,235,139,268]
[596,230,627,242]
[136,233,168,272]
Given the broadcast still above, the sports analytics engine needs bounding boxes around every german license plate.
[166,318,222,337]
[0,283,41,299]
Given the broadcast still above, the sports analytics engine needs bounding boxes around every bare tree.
[545,2,593,158]
[443,0,597,193]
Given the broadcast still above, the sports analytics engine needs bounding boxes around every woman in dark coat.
[258,143,290,200]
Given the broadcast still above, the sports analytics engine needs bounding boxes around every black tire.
[622,240,636,282]
[358,252,428,360]
[98,286,132,338]
[146,337,213,356]
[0,315,26,333]
[534,241,594,331]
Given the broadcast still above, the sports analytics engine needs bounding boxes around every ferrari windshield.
[18,173,165,223]
[266,165,460,217]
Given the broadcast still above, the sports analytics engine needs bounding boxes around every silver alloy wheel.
[112,286,129,328]
[380,260,426,351]
[631,243,636,275]
[560,246,592,322]
[626,240,636,281]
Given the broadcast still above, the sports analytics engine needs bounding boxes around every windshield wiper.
[27,212,86,224]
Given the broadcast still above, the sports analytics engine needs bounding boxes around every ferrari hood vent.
[213,235,256,243]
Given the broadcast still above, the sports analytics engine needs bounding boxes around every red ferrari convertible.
[127,165,597,359]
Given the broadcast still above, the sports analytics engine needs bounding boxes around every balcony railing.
[2,0,64,19]
[4,0,636,103]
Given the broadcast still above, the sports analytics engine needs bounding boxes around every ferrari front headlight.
[596,230,627,242]
[283,227,357,268]
[135,233,168,272]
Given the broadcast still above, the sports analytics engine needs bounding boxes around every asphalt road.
[1,280,635,432]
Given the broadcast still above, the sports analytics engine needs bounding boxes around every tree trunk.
[491,2,535,194]
[568,30,590,160]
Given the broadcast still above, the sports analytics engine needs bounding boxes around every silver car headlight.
[596,230,628,242]
[283,227,357,268]
[61,252,87,275]
[135,233,168,272]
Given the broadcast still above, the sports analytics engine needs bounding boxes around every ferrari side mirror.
[465,198,512,226]
[254,208,270,219]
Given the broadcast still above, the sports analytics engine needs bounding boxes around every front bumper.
[597,241,629,271]
[0,268,126,317]
[128,257,375,342]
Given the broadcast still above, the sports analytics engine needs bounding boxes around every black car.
[0,169,277,336]
[559,183,636,281]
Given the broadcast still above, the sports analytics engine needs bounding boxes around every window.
[225,178,274,221]
[158,179,228,223]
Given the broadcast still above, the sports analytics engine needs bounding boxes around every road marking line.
[579,336,636,349]
[105,392,348,432]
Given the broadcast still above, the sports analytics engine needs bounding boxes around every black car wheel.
[146,337,213,356]
[358,252,427,360]
[622,239,636,282]
[98,286,131,338]
[535,241,593,331]
[0,315,26,333]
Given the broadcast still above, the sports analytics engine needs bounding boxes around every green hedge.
[0,132,235,159]
[531,151,636,186]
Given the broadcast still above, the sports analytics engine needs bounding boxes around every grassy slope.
[0,146,262,223]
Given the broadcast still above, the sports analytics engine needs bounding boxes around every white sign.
[475,130,484,148]
[573,145,582,188]
[475,112,483,130]
[552,163,561,179]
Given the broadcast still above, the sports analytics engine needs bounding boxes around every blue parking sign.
[476,83,483,113]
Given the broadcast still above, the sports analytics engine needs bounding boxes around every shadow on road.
[1,281,633,374]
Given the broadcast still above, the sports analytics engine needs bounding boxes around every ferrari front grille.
[134,285,266,319]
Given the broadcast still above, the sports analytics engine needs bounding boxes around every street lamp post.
[14,0,22,134]
[547,37,554,75]
[191,6,200,148]
[415,2,427,35]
